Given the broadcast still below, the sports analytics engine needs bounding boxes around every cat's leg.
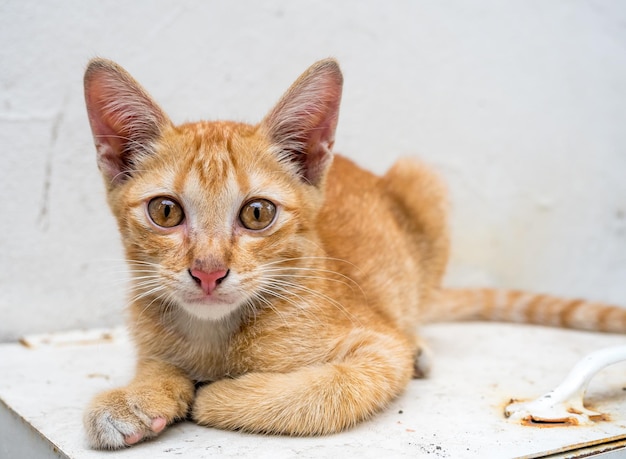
[83,359,194,449]
[192,328,414,435]
[412,335,433,379]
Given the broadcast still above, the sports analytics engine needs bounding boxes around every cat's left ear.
[260,59,343,187]
[84,58,173,186]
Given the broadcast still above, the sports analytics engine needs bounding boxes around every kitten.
[82,58,626,449]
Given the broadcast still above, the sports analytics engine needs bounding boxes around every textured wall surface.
[1,1,625,341]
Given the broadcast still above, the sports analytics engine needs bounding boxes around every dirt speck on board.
[409,442,449,457]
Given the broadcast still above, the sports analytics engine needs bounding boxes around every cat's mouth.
[180,294,242,321]
[186,294,234,305]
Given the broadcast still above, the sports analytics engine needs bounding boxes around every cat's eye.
[239,199,276,231]
[147,197,184,228]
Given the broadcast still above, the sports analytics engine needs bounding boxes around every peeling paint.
[37,97,67,231]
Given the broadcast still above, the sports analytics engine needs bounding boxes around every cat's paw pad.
[84,388,174,449]
[123,416,167,445]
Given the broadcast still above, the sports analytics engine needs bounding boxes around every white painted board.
[1,323,625,458]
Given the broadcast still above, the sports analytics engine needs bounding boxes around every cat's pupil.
[164,205,171,218]
[254,207,261,221]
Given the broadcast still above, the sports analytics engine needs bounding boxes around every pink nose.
[189,269,229,295]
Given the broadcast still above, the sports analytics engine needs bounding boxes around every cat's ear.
[84,59,172,186]
[260,59,343,186]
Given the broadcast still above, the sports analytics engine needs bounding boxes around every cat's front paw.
[84,385,191,449]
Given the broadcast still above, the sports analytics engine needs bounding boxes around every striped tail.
[428,288,626,333]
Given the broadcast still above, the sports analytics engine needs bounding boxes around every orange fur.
[430,288,626,333]
[82,58,626,449]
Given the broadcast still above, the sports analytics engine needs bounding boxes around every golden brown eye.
[147,197,184,228]
[239,199,276,230]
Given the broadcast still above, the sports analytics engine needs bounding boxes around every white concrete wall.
[2,0,625,342]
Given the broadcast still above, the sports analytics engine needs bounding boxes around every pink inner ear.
[86,94,126,180]
[261,59,343,186]
[84,59,171,185]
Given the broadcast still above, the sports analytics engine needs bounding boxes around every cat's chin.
[179,297,242,321]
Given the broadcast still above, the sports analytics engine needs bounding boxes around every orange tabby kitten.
[83,58,626,449]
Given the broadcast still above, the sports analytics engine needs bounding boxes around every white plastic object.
[505,345,626,425]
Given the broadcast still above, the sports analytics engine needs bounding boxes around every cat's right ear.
[84,59,172,186]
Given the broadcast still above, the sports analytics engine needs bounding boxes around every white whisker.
[263,277,360,326]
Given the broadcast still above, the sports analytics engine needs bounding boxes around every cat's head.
[84,59,343,321]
